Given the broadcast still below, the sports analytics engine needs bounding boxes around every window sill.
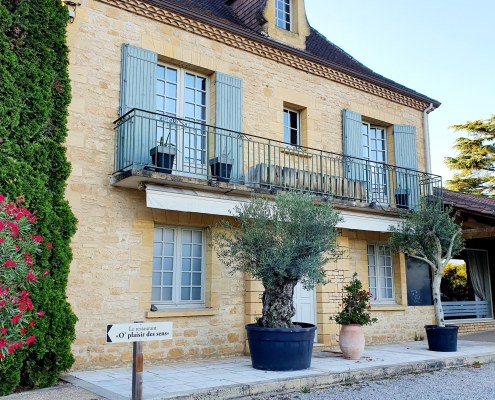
[146,308,218,318]
[281,148,312,158]
[370,304,406,312]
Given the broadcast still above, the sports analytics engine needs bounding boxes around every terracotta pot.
[339,324,365,360]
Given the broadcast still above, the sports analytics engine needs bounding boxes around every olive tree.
[211,192,343,328]
[389,201,464,326]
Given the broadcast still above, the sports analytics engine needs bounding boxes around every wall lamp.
[64,1,81,23]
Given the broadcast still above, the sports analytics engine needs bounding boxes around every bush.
[0,0,76,393]
[0,195,48,359]
[332,273,377,326]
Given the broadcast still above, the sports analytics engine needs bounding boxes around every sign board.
[106,322,173,343]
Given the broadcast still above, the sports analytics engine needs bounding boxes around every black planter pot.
[424,325,459,352]
[209,156,233,183]
[246,323,316,371]
[395,191,408,209]
[150,145,176,174]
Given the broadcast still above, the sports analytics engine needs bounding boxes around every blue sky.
[305,0,495,182]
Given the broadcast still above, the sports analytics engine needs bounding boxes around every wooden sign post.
[106,322,173,400]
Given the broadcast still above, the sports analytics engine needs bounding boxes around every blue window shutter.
[342,109,362,158]
[119,44,158,169]
[120,44,157,115]
[342,109,367,183]
[394,125,419,208]
[394,125,418,170]
[214,72,243,181]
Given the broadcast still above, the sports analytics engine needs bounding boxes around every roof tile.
[148,0,440,107]
[443,189,495,216]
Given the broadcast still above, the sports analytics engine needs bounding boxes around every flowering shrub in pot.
[332,273,377,359]
[0,195,48,360]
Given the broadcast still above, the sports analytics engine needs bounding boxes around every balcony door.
[362,123,389,204]
[156,64,208,178]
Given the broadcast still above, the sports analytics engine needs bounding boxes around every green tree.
[211,192,343,328]
[441,262,469,301]
[389,201,464,327]
[445,115,495,197]
[0,0,76,394]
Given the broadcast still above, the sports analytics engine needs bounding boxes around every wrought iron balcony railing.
[114,109,443,209]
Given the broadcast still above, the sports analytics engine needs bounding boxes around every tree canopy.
[445,115,495,197]
[211,192,343,328]
[389,201,464,326]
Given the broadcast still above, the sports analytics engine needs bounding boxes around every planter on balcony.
[209,156,234,183]
[395,189,409,209]
[150,144,176,174]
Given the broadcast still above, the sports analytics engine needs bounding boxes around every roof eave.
[144,0,441,110]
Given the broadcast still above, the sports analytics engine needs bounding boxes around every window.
[152,226,205,307]
[368,244,394,302]
[156,65,208,168]
[275,0,292,31]
[283,108,300,146]
[361,123,386,163]
[362,123,388,203]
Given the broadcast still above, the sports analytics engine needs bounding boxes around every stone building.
[65,0,446,368]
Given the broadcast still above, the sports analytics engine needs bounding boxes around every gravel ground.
[249,363,495,400]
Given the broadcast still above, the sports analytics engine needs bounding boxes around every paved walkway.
[460,328,495,342]
[61,338,495,400]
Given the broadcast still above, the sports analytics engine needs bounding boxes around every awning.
[145,184,400,232]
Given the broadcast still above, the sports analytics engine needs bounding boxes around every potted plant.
[394,186,409,209]
[332,273,377,359]
[389,200,464,352]
[150,134,176,174]
[209,155,234,183]
[211,191,343,371]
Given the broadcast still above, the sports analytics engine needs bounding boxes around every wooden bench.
[443,301,492,319]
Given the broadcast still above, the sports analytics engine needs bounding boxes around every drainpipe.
[423,103,435,174]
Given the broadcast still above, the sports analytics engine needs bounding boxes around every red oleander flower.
[25,335,36,345]
[24,253,34,265]
[26,269,38,282]
[11,314,22,324]
[5,259,18,268]
[0,194,48,359]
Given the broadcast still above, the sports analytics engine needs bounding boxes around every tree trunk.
[431,271,445,327]
[258,280,297,328]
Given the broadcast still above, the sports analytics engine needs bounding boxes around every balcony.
[112,109,442,210]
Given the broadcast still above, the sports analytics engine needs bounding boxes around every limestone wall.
[65,0,431,369]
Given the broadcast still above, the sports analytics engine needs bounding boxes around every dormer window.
[275,0,292,31]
